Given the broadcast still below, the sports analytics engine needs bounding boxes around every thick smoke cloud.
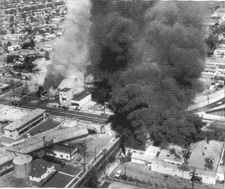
[88,0,153,80]
[104,1,207,148]
[143,1,206,108]
[89,13,139,78]
[44,0,92,93]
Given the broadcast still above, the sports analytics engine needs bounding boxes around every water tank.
[13,155,32,178]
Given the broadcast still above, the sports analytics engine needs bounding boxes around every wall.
[80,94,91,107]
[131,158,145,165]
[3,130,18,140]
[59,89,73,106]
[199,173,216,185]
[151,161,191,180]
[71,94,91,108]
[216,172,224,182]
[54,151,71,161]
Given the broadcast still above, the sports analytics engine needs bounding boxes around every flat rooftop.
[3,109,45,131]
[72,91,90,101]
[0,105,31,122]
[59,88,71,92]
[188,140,223,172]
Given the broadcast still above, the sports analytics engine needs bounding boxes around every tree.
[84,168,99,188]
[29,37,35,49]
[45,50,50,60]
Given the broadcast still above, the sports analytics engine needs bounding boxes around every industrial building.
[129,140,224,185]
[46,144,78,161]
[3,109,46,140]
[58,88,92,109]
[71,91,91,110]
[0,105,31,123]
[59,88,73,106]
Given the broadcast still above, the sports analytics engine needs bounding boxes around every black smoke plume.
[106,1,207,148]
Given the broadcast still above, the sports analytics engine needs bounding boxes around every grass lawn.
[29,119,60,135]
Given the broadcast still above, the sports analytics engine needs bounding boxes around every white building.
[3,109,46,140]
[59,88,73,107]
[214,49,225,56]
[8,45,22,52]
[29,159,56,183]
[129,140,224,185]
[46,144,77,161]
[187,140,224,185]
[70,91,91,110]
[129,146,160,166]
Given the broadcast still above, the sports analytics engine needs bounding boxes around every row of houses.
[128,140,224,185]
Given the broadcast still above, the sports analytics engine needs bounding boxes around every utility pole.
[84,145,86,171]
[224,84,225,189]
[191,168,196,189]
[11,79,15,101]
[81,143,87,172]
[94,146,96,161]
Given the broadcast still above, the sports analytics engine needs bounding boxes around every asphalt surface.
[19,102,108,123]
[190,97,225,113]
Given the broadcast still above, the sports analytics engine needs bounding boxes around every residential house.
[29,159,56,183]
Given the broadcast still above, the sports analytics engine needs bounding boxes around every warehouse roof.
[3,109,45,131]
[158,149,184,164]
[145,146,160,156]
[188,140,223,172]
[59,88,71,92]
[72,91,90,101]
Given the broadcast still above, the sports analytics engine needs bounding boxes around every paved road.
[188,88,225,112]
[19,103,108,123]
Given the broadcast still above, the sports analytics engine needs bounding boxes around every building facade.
[46,144,77,161]
[70,91,91,110]
[59,88,73,107]
[3,109,46,140]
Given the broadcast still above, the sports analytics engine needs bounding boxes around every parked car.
[115,170,122,178]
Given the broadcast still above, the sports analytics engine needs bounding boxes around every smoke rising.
[29,58,51,92]
[143,1,206,109]
[44,0,92,93]
[89,1,207,148]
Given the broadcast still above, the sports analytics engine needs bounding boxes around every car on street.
[216,101,223,105]
[115,170,122,178]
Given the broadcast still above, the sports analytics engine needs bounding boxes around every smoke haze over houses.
[44,0,92,93]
